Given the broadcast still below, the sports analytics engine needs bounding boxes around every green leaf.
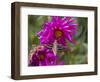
[32,36,40,45]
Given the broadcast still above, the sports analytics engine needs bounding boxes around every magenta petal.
[57,37,66,46]
[63,26,77,32]
[61,17,70,22]
[64,32,72,42]
[67,19,75,23]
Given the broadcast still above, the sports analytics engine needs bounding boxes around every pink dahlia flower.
[37,16,77,48]
[29,46,64,66]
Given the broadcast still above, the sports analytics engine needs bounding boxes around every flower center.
[38,55,45,60]
[54,30,62,38]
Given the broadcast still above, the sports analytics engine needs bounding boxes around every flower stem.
[52,40,57,55]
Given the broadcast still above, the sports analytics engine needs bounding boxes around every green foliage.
[32,36,40,45]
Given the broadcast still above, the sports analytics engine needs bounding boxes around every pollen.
[38,55,45,60]
[54,30,62,38]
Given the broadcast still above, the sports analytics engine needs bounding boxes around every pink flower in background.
[29,46,64,66]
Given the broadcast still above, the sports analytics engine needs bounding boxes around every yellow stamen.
[38,55,44,60]
[55,30,62,38]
